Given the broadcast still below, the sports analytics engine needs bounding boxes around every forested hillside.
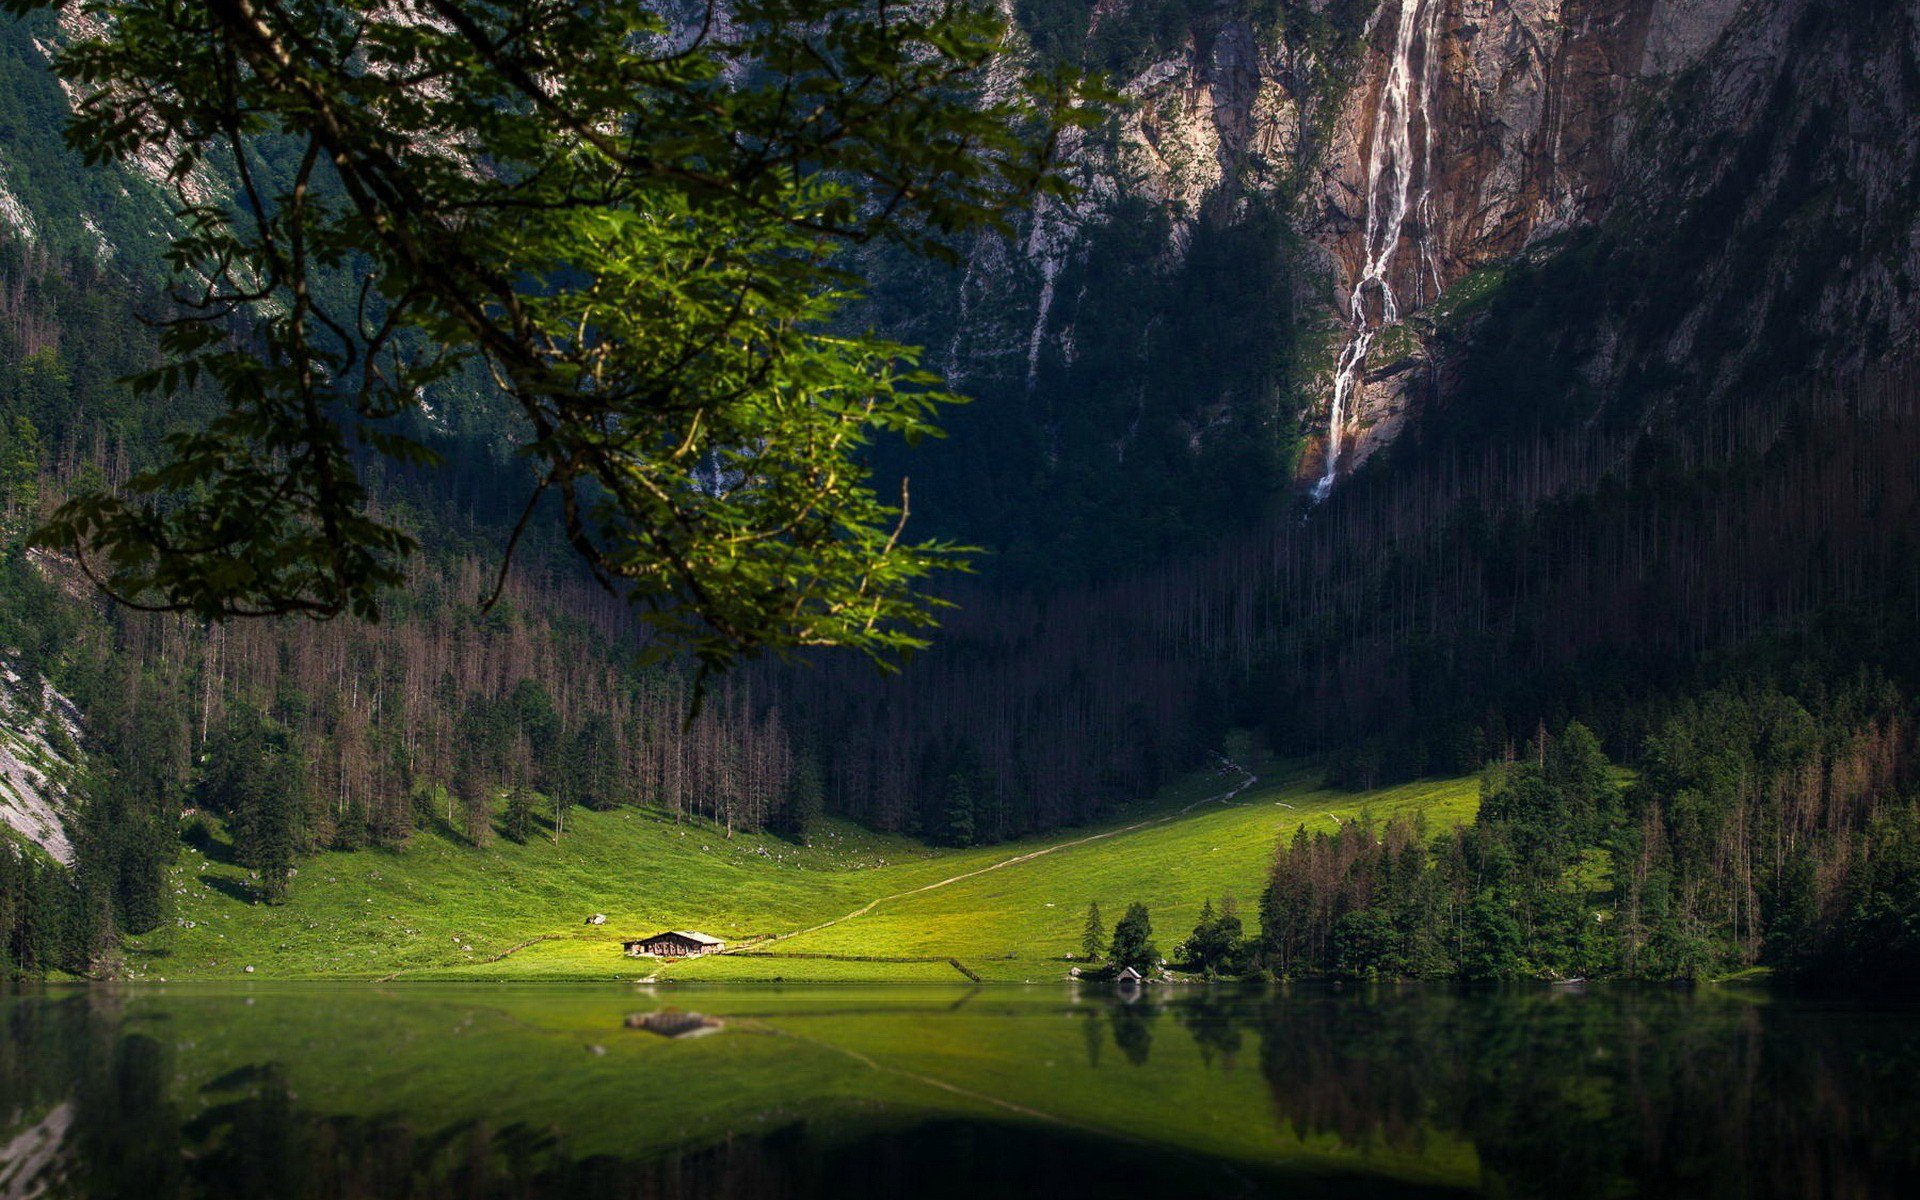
[0,0,1918,985]
[798,364,1920,834]
[0,9,821,970]
[787,0,1920,841]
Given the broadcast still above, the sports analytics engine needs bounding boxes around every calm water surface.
[1,984,1916,1198]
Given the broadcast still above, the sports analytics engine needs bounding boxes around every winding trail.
[737,758,1259,953]
[376,934,556,982]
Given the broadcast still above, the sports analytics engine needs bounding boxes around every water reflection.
[626,1008,726,1039]
[0,985,1916,1199]
[1106,998,1156,1067]
[1250,989,1920,1199]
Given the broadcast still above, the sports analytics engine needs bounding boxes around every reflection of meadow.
[1,987,1917,1198]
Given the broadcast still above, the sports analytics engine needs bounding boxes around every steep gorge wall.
[940,0,1914,514]
[1303,0,1760,480]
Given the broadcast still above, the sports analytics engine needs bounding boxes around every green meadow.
[126,761,1482,982]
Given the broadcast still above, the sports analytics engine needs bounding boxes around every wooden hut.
[625,1009,726,1039]
[623,931,726,958]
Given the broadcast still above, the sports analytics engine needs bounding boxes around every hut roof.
[626,1009,726,1039]
[630,930,725,946]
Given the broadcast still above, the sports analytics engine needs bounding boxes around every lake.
[1,984,1916,1197]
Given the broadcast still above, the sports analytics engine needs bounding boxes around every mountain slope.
[122,761,1480,981]
[877,0,1920,546]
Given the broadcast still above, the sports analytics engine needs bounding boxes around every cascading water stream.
[1314,0,1443,502]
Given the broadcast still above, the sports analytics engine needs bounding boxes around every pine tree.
[503,787,537,843]
[1177,898,1247,976]
[202,704,304,904]
[452,766,492,847]
[1213,896,1245,972]
[253,751,304,904]
[780,755,826,846]
[568,714,619,811]
[1081,901,1107,962]
[462,786,493,849]
[942,773,976,847]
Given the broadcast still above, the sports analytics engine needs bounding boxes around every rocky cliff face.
[955,0,1918,508]
[1305,0,1765,482]
[0,661,79,867]
[5,2,1909,581]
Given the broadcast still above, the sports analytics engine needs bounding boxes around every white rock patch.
[0,665,81,866]
[0,161,40,247]
[0,1100,72,1198]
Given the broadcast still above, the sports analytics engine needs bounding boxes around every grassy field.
[124,759,1482,982]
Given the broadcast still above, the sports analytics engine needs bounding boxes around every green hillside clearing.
[124,761,1481,981]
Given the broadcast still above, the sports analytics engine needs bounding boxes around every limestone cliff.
[1310,0,1918,483]
[954,0,1918,503]
[0,662,79,867]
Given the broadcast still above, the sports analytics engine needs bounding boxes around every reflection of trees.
[1079,1009,1104,1069]
[1107,1000,1158,1067]
[1255,988,1920,1199]
[1170,992,1245,1069]
[74,1032,188,1197]
[1256,990,1459,1154]
[1081,992,1248,1070]
[10,990,1920,1199]
[142,1056,803,1198]
[0,993,189,1199]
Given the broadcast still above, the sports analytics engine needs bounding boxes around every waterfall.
[1019,125,1091,395]
[1314,0,1443,502]
[1025,248,1061,393]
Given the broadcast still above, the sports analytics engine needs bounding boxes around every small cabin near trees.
[624,931,726,958]
[625,1009,726,1039]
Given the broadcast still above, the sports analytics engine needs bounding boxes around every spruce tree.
[463,787,493,849]
[503,787,537,844]
[568,715,619,811]
[942,774,976,847]
[254,751,304,904]
[1178,896,1246,976]
[203,704,304,904]
[782,755,826,846]
[1082,901,1107,962]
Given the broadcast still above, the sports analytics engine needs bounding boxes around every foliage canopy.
[10,0,1097,672]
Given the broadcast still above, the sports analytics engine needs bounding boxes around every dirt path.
[739,758,1259,952]
[376,934,556,981]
